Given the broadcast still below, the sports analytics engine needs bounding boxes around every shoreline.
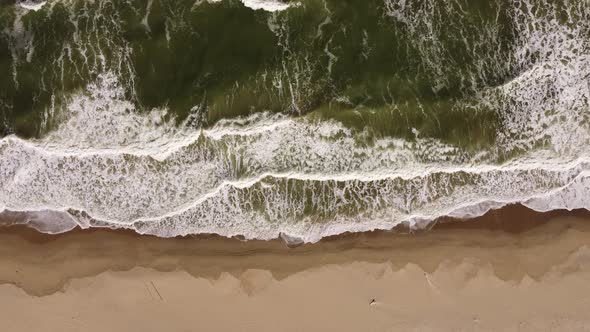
[3,204,590,331]
[1,204,590,295]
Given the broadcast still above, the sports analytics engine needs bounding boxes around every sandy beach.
[0,205,589,331]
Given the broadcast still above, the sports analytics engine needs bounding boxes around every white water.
[195,0,296,12]
[0,71,588,241]
[1,0,590,242]
[18,1,47,11]
[240,0,295,12]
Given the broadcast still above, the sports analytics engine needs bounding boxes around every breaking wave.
[1,0,589,242]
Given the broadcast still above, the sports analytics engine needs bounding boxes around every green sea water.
[0,0,589,241]
[1,0,522,148]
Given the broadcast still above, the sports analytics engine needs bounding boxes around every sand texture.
[1,207,590,331]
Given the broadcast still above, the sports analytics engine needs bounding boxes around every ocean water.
[0,0,589,242]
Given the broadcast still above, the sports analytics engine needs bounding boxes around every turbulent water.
[0,0,589,242]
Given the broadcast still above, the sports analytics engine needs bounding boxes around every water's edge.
[2,203,589,246]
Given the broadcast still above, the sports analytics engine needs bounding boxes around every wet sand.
[2,205,590,331]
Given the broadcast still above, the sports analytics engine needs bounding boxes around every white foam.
[35,73,200,160]
[18,1,47,11]
[2,0,590,242]
[0,209,78,234]
[240,0,294,12]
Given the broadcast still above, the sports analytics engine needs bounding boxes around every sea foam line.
[0,113,293,160]
[2,168,589,242]
[1,157,588,229]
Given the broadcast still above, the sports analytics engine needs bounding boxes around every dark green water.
[1,0,525,149]
[0,0,589,241]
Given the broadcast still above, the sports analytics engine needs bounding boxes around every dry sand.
[2,205,590,331]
